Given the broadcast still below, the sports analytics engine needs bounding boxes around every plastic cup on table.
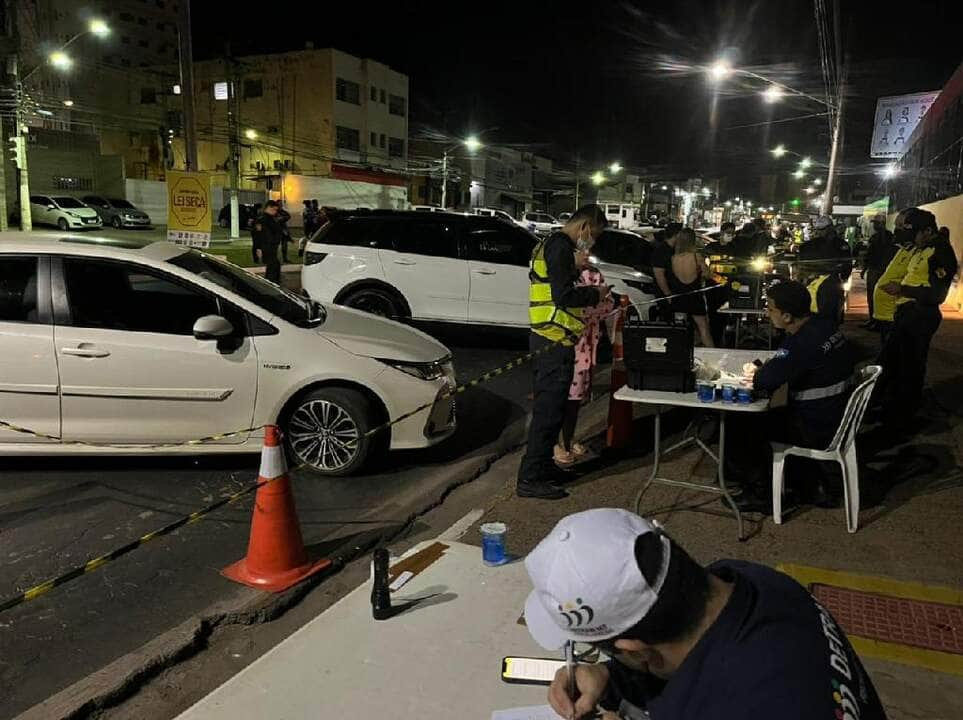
[697,382,716,403]
[721,384,737,403]
[480,522,508,566]
[737,387,753,404]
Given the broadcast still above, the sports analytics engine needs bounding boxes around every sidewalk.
[167,281,963,719]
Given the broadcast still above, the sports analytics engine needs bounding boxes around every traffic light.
[8,136,24,168]
[790,197,801,207]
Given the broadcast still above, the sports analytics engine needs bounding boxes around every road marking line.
[439,509,485,541]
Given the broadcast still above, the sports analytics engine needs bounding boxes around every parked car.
[0,234,456,475]
[410,205,449,213]
[218,203,259,229]
[518,212,562,237]
[28,195,102,231]
[471,207,516,224]
[82,196,152,229]
[301,210,656,328]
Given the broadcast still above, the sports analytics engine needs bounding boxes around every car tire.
[283,387,381,476]
[341,286,405,320]
[57,218,68,231]
[111,216,122,228]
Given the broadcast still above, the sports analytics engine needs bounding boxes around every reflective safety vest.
[872,246,913,322]
[895,246,937,308]
[529,239,585,346]
[807,274,829,314]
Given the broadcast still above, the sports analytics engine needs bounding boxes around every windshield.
[54,197,86,209]
[593,232,653,271]
[109,199,135,209]
[168,250,325,327]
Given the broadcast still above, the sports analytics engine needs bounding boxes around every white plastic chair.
[771,365,882,533]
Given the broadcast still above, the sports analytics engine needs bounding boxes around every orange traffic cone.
[606,296,633,449]
[222,426,331,592]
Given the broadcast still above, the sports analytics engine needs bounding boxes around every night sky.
[193,0,960,195]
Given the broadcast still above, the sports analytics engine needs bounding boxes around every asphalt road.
[0,322,535,719]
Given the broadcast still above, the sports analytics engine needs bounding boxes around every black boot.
[517,480,568,500]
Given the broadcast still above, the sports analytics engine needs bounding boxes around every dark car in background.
[82,196,152,229]
[218,203,259,230]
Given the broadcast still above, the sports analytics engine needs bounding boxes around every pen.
[565,640,576,710]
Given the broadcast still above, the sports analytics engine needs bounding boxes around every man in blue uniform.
[727,280,856,511]
[526,509,886,720]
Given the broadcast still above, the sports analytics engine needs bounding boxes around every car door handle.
[61,346,111,358]
[473,268,497,275]
[393,260,416,266]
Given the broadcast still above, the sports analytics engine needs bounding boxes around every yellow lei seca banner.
[166,170,212,248]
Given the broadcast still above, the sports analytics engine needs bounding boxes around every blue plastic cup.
[481,522,508,566]
[697,382,715,402]
[721,384,737,403]
[737,387,753,404]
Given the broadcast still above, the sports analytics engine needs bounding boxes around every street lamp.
[88,18,110,37]
[792,169,805,179]
[62,99,74,107]
[708,60,731,81]
[799,157,812,170]
[48,51,73,70]
[762,86,783,103]
[881,163,899,180]
[608,162,622,174]
[660,185,668,191]
[441,135,485,208]
[771,144,787,158]
[591,171,606,186]
[244,128,258,140]
[813,178,822,186]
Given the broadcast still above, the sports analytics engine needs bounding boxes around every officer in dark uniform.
[799,216,852,328]
[876,209,958,435]
[517,205,610,500]
[252,200,284,285]
[728,280,856,511]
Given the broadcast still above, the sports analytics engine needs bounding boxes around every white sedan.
[0,234,456,475]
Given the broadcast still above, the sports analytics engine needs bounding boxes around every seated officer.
[527,509,886,720]
[728,280,856,511]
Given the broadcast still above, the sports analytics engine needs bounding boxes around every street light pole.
[11,59,32,231]
[177,0,198,171]
[822,88,843,216]
[441,151,448,208]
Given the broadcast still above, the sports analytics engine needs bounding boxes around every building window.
[213,81,229,100]
[380,133,386,148]
[370,131,377,146]
[140,87,157,104]
[243,78,263,99]
[370,86,377,101]
[336,126,360,152]
[388,94,406,116]
[379,88,386,103]
[53,176,94,191]
[335,78,360,105]
[388,137,404,158]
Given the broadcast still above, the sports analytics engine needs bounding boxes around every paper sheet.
[491,705,565,720]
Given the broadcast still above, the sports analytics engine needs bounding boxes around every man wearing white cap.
[524,509,885,719]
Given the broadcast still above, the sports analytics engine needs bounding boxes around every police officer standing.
[799,216,852,328]
[517,205,610,499]
[252,200,284,285]
[861,213,895,329]
[876,209,958,435]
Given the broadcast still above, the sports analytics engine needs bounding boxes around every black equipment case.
[623,318,695,392]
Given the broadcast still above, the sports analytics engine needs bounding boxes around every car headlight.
[66,211,80,218]
[379,357,451,382]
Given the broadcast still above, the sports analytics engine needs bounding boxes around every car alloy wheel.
[287,398,362,472]
[57,217,69,231]
[112,216,122,228]
[344,288,400,319]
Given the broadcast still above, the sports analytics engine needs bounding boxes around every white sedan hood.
[319,304,450,363]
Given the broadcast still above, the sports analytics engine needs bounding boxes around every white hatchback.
[301,211,656,327]
[29,195,103,230]
[0,234,456,475]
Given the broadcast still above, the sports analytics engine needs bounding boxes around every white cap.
[813,215,833,230]
[523,509,671,650]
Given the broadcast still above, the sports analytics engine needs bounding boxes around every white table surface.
[614,348,775,413]
[176,541,559,720]
[717,301,769,316]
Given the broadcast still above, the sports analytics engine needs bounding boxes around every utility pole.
[11,57,31,231]
[177,0,197,171]
[225,46,240,240]
[573,155,580,209]
[440,151,448,208]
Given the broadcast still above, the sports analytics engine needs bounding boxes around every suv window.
[312,218,384,248]
[593,232,652,271]
[0,257,39,323]
[82,196,107,207]
[383,219,459,259]
[63,259,219,335]
[465,221,535,267]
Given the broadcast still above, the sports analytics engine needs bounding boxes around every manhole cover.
[812,583,963,655]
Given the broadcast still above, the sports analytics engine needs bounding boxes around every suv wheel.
[341,287,403,319]
[57,217,69,231]
[283,388,380,476]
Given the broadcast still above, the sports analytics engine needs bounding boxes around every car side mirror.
[193,315,234,340]
[47,204,56,210]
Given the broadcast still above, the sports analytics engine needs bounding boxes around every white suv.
[301,211,656,327]
[519,212,562,237]
[0,234,456,475]
[29,195,102,230]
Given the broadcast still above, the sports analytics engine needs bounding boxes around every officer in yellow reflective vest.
[800,216,852,328]
[875,208,959,434]
[870,209,914,342]
[517,205,611,499]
